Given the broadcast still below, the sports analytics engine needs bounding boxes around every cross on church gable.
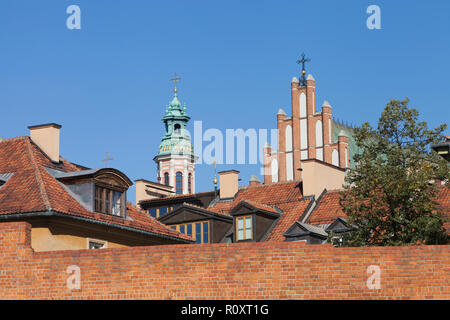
[296,53,311,86]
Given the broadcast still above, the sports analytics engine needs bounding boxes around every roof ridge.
[24,137,52,211]
[239,180,301,190]
[182,201,232,218]
[243,200,278,210]
[182,202,204,209]
[0,136,28,144]
[323,188,343,193]
[141,190,216,202]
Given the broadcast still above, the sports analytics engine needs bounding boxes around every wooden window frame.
[236,215,253,241]
[94,184,125,217]
[169,221,210,244]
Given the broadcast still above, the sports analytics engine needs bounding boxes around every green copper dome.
[155,91,195,159]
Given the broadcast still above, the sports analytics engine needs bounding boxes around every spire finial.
[170,72,181,94]
[296,53,311,86]
[213,159,218,194]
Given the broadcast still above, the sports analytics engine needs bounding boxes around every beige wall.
[135,180,174,206]
[219,171,239,199]
[31,227,127,252]
[302,160,346,198]
[29,124,60,162]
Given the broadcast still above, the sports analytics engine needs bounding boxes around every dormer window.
[236,216,252,241]
[50,168,132,219]
[95,185,124,216]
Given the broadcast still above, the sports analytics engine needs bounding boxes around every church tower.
[263,54,352,184]
[154,77,196,194]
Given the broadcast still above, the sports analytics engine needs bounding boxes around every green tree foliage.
[336,98,449,246]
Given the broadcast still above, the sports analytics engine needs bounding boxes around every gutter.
[0,210,194,244]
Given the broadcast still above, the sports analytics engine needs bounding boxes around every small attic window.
[236,216,253,241]
[95,185,124,217]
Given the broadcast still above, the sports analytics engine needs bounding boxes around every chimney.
[28,123,61,163]
[249,175,261,186]
[218,170,239,199]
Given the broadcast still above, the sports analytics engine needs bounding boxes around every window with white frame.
[236,216,252,241]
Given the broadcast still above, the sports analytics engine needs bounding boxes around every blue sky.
[1,0,449,202]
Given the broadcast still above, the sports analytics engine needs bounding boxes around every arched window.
[188,173,192,194]
[164,172,170,186]
[300,92,307,118]
[316,120,323,147]
[271,158,278,183]
[285,125,292,152]
[174,123,181,134]
[176,172,183,194]
[332,149,339,167]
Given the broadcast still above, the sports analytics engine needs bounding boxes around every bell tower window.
[175,172,183,194]
[174,123,181,134]
[164,172,170,186]
[188,173,192,194]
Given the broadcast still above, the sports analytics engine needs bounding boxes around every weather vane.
[170,72,181,93]
[296,53,310,86]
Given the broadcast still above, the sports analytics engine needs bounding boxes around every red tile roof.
[306,190,345,225]
[307,186,450,229]
[208,199,235,214]
[208,181,307,241]
[0,136,192,243]
[237,200,280,215]
[209,181,302,214]
[265,198,313,242]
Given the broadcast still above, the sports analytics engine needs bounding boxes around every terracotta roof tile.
[208,200,235,214]
[234,200,280,215]
[265,198,313,242]
[308,186,450,228]
[208,181,302,214]
[207,181,306,240]
[306,190,345,225]
[0,136,192,243]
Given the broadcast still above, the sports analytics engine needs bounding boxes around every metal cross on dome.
[296,53,311,86]
[170,73,181,93]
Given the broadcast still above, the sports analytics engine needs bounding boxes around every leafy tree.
[336,98,449,246]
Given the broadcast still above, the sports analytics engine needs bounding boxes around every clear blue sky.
[1,0,449,202]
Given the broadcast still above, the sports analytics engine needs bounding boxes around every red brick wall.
[0,222,448,299]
